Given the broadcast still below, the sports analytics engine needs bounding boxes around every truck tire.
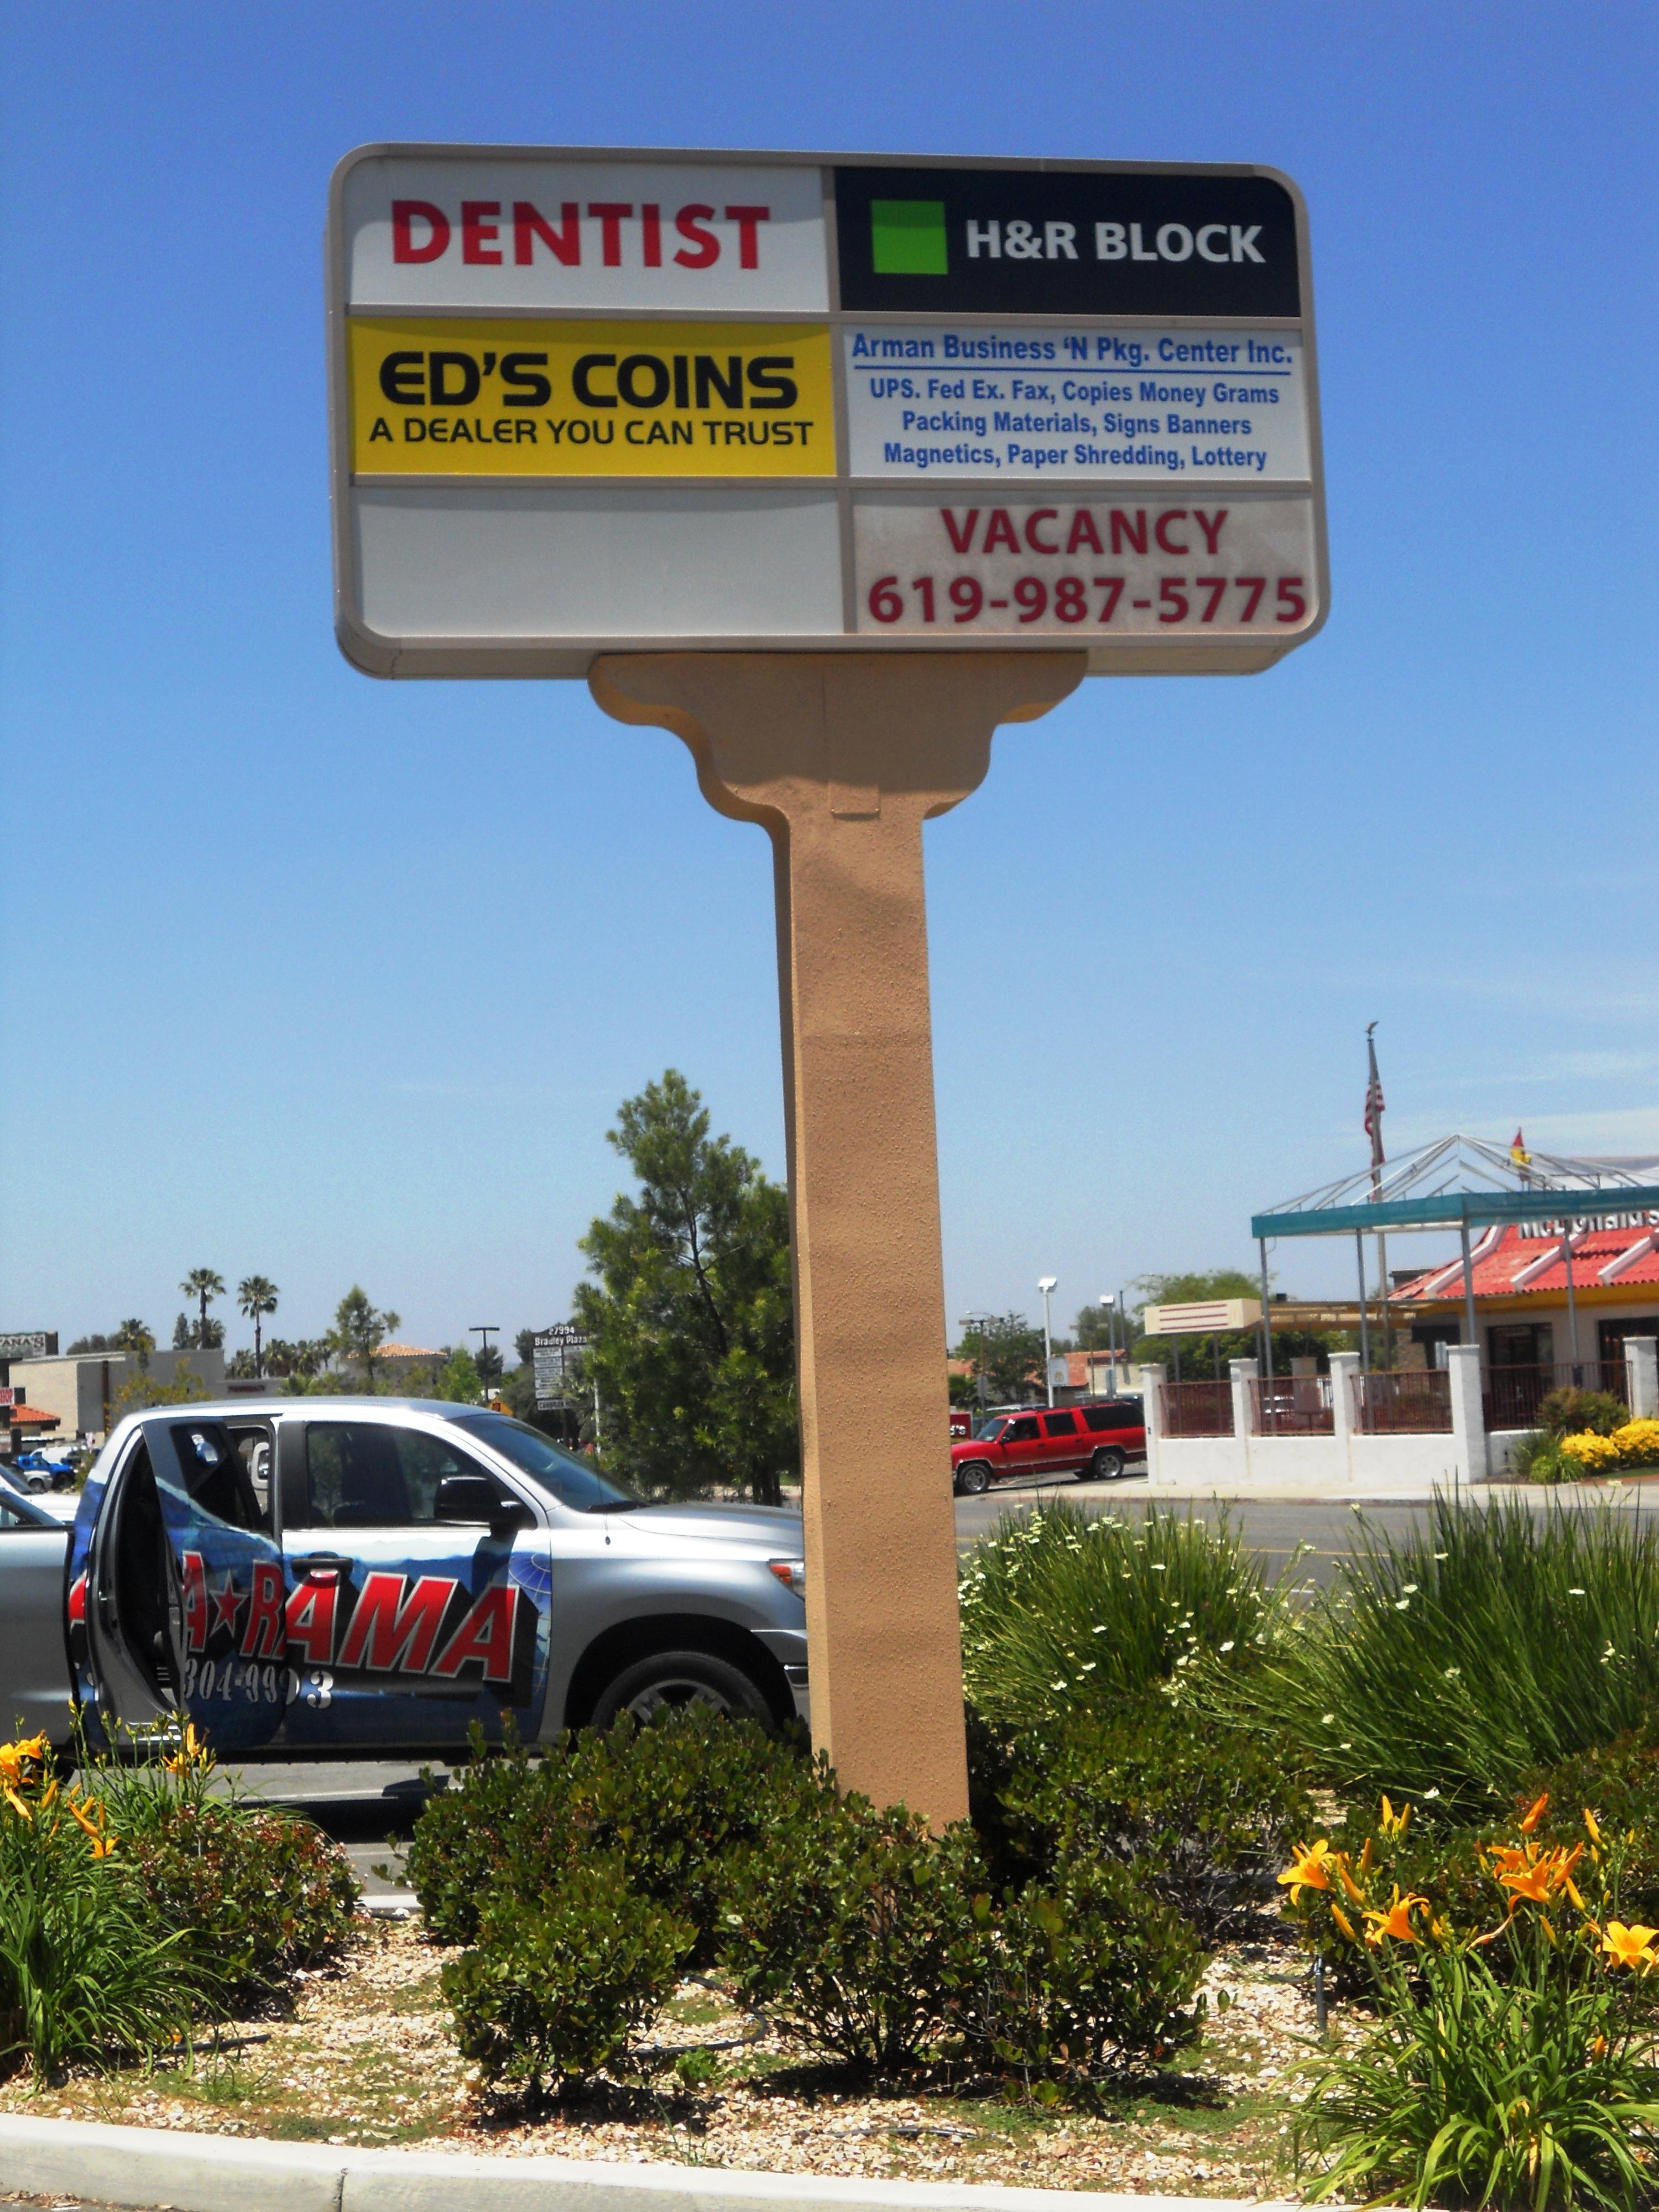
[589,1647,775,1731]
[954,1460,993,1497]
[1089,1446,1126,1481]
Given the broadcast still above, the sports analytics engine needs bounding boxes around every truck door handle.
[293,1552,351,1579]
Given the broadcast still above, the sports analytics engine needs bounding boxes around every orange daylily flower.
[1601,1922,1659,1971]
[1338,1857,1368,1905]
[1584,1808,1603,1847]
[1278,1840,1335,1900]
[1364,1886,1428,1944]
[1331,1903,1360,1944]
[1519,1791,1550,1835]
[1379,1795,1412,1838]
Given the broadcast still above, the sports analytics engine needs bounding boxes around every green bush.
[442,1856,693,2093]
[724,1794,984,2077]
[1203,1496,1659,1812]
[973,1697,1317,1941]
[954,1859,1206,2094]
[406,1709,827,1964]
[958,1504,1266,1733]
[1538,1386,1627,1439]
[1510,1427,1575,1483]
[112,1797,360,2008]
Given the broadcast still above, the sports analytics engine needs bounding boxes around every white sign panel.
[328,147,1326,679]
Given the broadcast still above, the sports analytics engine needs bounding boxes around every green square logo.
[869,199,948,276]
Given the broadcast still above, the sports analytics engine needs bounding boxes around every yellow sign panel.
[348,317,835,477]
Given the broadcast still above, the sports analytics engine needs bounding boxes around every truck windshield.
[974,1417,1009,1441]
[452,1413,643,1514]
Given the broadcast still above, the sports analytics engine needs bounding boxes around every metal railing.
[1354,1369,1453,1434]
[1250,1375,1334,1436]
[1160,1380,1234,1437]
[1484,1360,1629,1433]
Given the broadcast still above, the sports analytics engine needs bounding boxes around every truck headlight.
[768,1558,806,1598]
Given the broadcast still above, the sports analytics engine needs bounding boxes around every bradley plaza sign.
[328,146,1326,679]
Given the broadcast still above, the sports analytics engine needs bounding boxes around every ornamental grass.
[1199,1495,1659,1811]
[957,1503,1266,1731]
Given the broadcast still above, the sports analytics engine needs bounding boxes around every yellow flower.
[2,1783,31,1822]
[1278,1839,1334,1901]
[1519,1791,1550,1835]
[1338,1857,1368,1905]
[1584,1808,1603,1846]
[1364,1886,1428,1945]
[1601,1922,1659,1971]
[1331,1903,1360,1944]
[1379,1795,1412,1838]
[1358,1837,1375,1874]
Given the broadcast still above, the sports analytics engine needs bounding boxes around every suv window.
[299,1423,495,1530]
[1042,1411,1078,1436]
[1083,1405,1136,1433]
[1005,1416,1041,1443]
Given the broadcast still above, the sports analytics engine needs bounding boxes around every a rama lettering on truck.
[330,147,1325,671]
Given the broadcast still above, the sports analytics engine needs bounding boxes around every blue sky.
[2,2,1654,1358]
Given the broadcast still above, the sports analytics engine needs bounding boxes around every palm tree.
[115,1317,156,1370]
[331,1286,399,1389]
[237,1276,280,1376]
[179,1269,225,1350]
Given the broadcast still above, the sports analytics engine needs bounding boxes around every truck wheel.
[1089,1447,1126,1481]
[590,1648,775,1732]
[955,1461,993,1497]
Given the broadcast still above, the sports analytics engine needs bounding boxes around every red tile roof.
[7,1406,59,1426]
[1391,1222,1659,1303]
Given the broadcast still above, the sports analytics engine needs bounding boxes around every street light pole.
[1039,1277,1057,1407]
[1099,1291,1115,1391]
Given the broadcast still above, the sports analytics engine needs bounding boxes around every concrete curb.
[0,2114,1296,2212]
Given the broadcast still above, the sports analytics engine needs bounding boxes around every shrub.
[1282,1802,1659,2208]
[406,1709,828,1964]
[1527,1720,1659,1928]
[1538,1386,1627,1439]
[442,1856,693,2093]
[958,1503,1266,1733]
[724,1794,984,2077]
[973,1697,1317,1941]
[953,1859,1206,2094]
[0,1735,206,2081]
[1510,1427,1574,1483]
[1203,1496,1659,1811]
[1559,1418,1659,1478]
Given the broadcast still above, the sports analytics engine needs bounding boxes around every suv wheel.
[954,1460,993,1497]
[590,1648,775,1731]
[1089,1446,1126,1481]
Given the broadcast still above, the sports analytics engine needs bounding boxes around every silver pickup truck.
[2,1397,808,1758]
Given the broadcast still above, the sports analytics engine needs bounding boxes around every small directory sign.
[329,147,1325,677]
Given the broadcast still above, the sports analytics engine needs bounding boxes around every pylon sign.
[328,147,1326,679]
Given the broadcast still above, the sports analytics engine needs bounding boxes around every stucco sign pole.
[328,144,1326,1823]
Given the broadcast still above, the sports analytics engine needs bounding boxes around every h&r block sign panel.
[328,147,1325,677]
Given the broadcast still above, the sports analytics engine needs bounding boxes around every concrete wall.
[1142,1346,1481,1495]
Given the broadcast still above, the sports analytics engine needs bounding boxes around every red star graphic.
[210,1574,245,1637]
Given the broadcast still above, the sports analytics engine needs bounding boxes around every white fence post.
[1228,1357,1258,1438]
[1140,1361,1168,1483]
[1446,1343,1486,1487]
[1329,1350,1361,1479]
[1625,1337,1658,1420]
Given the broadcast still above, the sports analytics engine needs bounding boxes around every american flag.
[1363,1024,1385,1168]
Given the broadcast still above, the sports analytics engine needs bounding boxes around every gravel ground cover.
[0,1919,1343,2197]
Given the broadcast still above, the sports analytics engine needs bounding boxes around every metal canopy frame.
[1253,1134,1659,1241]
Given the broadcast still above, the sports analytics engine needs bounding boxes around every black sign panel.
[834,166,1299,319]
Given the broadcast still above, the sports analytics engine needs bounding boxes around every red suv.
[950,1398,1145,1496]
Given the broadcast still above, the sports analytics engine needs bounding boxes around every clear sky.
[2,2,1654,1359]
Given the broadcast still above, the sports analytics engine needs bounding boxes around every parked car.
[0,1397,808,1762]
[950,1396,1146,1495]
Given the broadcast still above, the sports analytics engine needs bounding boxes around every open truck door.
[71,1413,289,1755]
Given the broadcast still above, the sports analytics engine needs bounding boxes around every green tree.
[574,1071,797,1506]
[432,1347,484,1404]
[237,1276,280,1376]
[950,1312,1046,1407]
[1128,1266,1349,1377]
[330,1287,400,1389]
[116,1318,155,1370]
[171,1312,194,1352]
[179,1268,225,1350]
